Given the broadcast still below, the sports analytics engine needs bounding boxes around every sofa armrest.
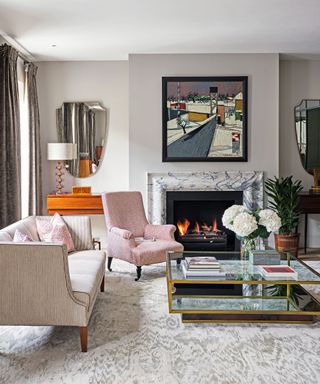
[0,242,88,326]
[144,224,176,241]
[110,227,133,239]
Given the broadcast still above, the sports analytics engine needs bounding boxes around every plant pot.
[274,233,300,257]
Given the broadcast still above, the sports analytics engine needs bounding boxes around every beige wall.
[280,59,320,247]
[37,61,129,196]
[36,55,320,249]
[37,61,129,245]
[129,53,280,202]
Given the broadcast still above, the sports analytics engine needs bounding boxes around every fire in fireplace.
[166,191,242,251]
[176,218,227,247]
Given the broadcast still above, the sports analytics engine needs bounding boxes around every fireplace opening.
[166,191,243,251]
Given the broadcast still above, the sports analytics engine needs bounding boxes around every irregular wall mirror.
[295,99,320,191]
[56,102,106,178]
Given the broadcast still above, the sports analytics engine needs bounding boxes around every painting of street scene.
[162,77,247,161]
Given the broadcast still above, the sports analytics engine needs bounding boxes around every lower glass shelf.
[170,284,320,315]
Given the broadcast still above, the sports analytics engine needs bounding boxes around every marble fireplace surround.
[147,171,264,224]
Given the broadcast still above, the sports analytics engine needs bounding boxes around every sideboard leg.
[304,213,308,254]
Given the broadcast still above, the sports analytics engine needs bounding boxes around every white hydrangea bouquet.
[222,205,281,256]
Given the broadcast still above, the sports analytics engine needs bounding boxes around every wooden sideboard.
[298,192,320,253]
[47,194,104,215]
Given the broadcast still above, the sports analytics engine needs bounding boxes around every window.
[17,58,29,218]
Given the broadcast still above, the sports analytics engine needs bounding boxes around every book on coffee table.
[181,260,225,278]
[259,265,298,279]
[185,256,220,270]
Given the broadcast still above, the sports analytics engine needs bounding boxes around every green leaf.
[265,176,302,234]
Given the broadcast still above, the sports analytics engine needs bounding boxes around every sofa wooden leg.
[135,266,142,281]
[100,276,105,292]
[80,326,88,352]
[107,257,113,272]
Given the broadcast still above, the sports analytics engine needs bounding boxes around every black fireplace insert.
[166,191,243,251]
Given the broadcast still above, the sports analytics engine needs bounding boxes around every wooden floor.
[298,248,320,261]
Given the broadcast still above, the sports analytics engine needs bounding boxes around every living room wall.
[37,61,129,245]
[37,60,129,199]
[280,58,320,247]
[129,53,280,204]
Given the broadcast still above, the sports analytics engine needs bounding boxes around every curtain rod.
[1,33,35,62]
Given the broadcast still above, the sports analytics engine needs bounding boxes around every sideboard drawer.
[47,194,104,215]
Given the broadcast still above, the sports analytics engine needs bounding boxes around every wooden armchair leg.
[80,326,88,352]
[100,276,105,292]
[107,257,113,272]
[135,266,142,281]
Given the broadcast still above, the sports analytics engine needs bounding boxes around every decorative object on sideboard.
[222,205,281,259]
[265,176,303,257]
[47,143,77,194]
[162,76,248,162]
[56,102,106,178]
[295,99,320,193]
[72,186,92,195]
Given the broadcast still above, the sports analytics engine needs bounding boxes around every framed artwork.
[162,76,248,162]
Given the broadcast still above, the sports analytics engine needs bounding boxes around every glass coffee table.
[166,251,320,323]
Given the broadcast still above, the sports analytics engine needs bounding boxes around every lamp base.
[55,161,65,194]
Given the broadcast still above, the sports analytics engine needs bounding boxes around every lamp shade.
[47,143,77,160]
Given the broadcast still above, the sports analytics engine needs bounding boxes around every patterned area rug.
[1,260,320,384]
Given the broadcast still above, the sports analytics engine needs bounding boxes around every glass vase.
[241,238,256,260]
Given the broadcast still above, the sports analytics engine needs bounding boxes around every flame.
[212,218,218,232]
[194,222,200,233]
[177,218,190,236]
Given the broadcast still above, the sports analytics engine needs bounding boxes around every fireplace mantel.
[147,171,263,224]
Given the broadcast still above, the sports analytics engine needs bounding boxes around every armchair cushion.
[144,224,176,241]
[132,239,183,266]
[110,227,133,240]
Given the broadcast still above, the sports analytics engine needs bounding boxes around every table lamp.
[47,143,77,194]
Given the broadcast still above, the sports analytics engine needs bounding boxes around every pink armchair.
[102,192,183,280]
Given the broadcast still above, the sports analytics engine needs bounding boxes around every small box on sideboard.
[72,186,92,195]
[249,250,281,265]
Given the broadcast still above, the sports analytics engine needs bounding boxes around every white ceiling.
[0,0,320,61]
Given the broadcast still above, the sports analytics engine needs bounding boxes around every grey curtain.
[0,44,21,228]
[25,62,43,215]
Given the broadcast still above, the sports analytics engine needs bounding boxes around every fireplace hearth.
[166,191,242,251]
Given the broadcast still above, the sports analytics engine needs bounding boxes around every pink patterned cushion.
[36,213,75,252]
[13,229,33,242]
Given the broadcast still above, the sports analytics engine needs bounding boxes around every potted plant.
[265,176,303,256]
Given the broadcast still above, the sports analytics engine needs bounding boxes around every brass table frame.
[166,251,320,324]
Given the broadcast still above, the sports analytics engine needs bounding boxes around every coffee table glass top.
[166,251,320,318]
[167,251,320,284]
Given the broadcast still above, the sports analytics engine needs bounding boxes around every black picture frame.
[162,76,248,162]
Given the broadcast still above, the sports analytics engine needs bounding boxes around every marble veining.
[147,171,263,224]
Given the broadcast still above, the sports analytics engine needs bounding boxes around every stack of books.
[181,256,226,278]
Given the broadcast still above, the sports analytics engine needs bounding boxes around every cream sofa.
[0,215,106,352]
